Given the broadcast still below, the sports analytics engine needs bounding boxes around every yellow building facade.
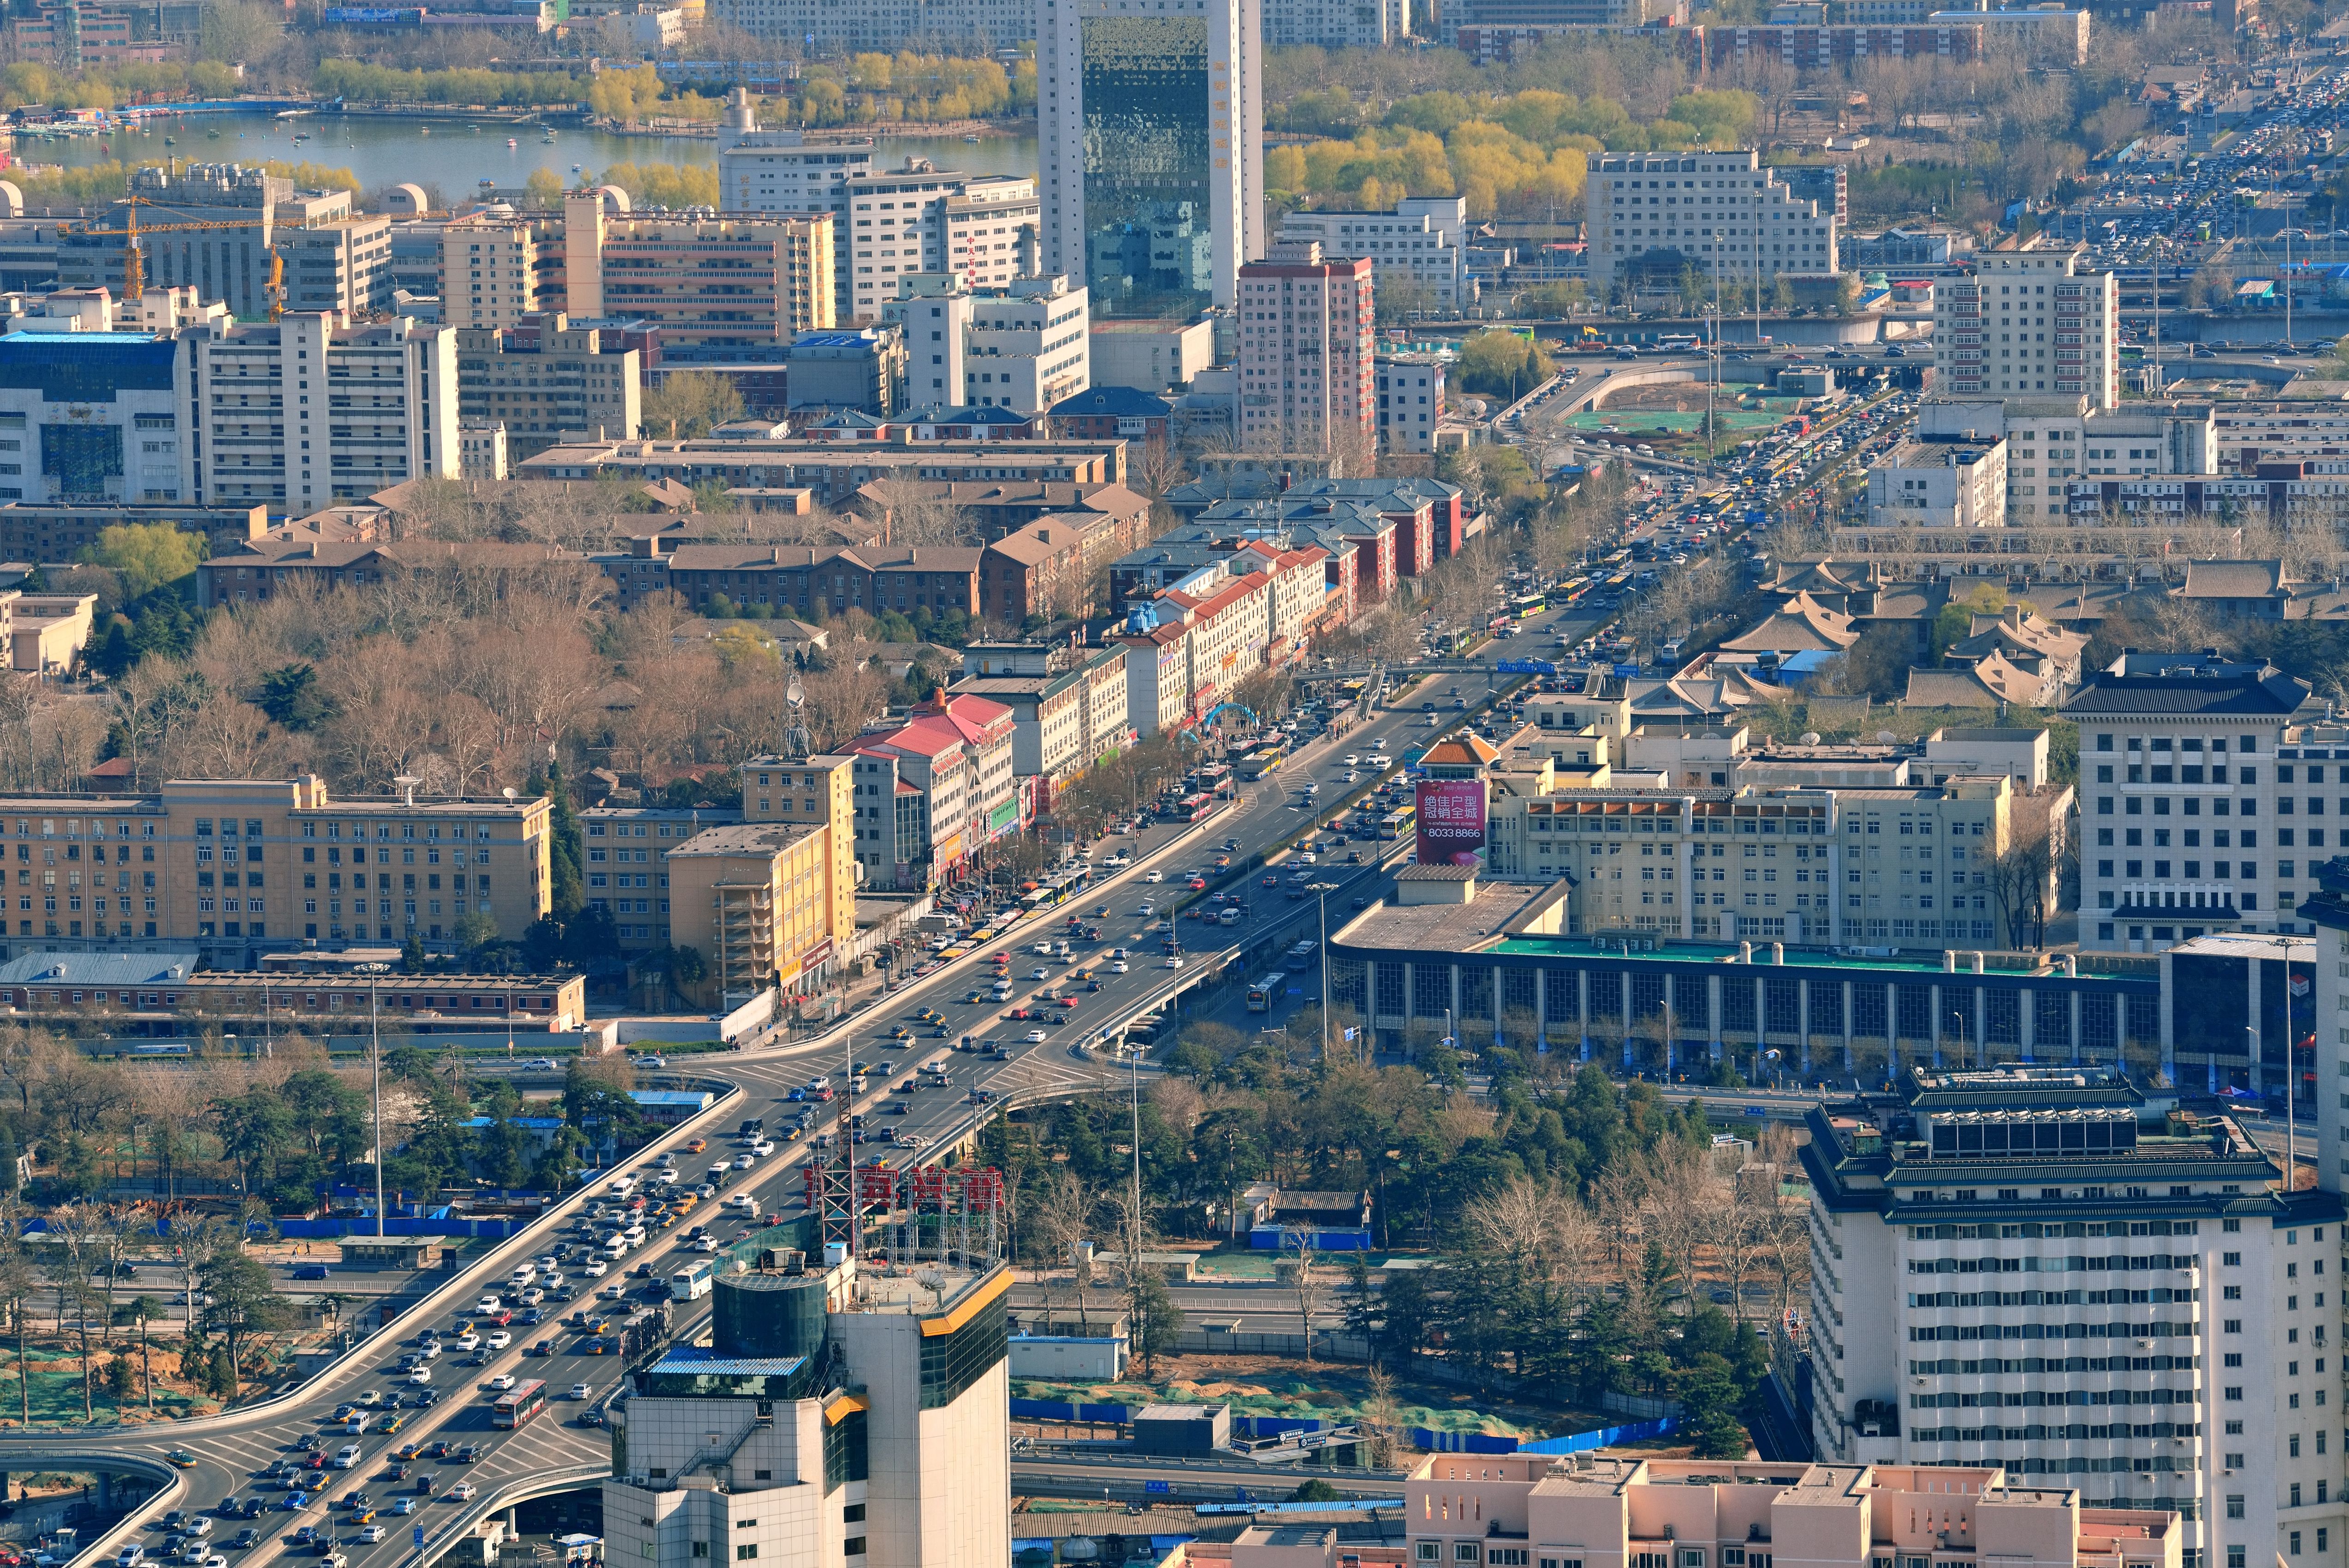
[0,777,551,962]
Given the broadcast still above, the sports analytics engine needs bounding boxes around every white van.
[726,1194,761,1217]
[602,1236,628,1259]
[608,1175,637,1196]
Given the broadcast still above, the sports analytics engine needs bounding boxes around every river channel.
[13,111,1041,203]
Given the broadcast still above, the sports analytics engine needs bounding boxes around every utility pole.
[357,962,389,1237]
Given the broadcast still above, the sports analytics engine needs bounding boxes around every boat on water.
[206,128,220,139]
[163,137,175,146]
[964,133,981,143]
[541,132,557,143]
[506,137,517,147]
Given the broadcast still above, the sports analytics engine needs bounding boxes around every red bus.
[1180,794,1215,823]
[491,1379,548,1430]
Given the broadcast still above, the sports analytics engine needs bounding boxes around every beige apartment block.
[439,211,542,330]
[0,777,551,963]
[664,753,856,1000]
[1405,1455,2179,1568]
[565,189,836,347]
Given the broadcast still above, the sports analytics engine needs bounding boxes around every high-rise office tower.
[1037,0,1263,315]
[605,1246,1009,1568]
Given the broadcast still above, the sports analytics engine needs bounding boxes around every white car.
[357,1528,387,1545]
[476,1296,502,1314]
[733,1153,755,1170]
[1143,870,1164,883]
[542,1273,565,1292]
[408,1367,433,1385]
[1343,754,1358,766]
[1165,956,1185,969]
[453,1332,481,1351]
[448,1483,478,1503]
[693,1235,718,1252]
[1111,960,1129,974]
[520,1287,545,1306]
[418,1342,440,1360]
[486,1330,512,1349]
[1027,966,1048,981]
[600,1283,625,1301]
[582,1260,609,1278]
[751,1140,776,1157]
[355,1390,383,1407]
[1023,1029,1048,1043]
[332,1446,362,1470]
[486,1373,516,1392]
[569,1383,593,1400]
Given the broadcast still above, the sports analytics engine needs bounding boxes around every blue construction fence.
[1400,1418,1680,1453]
[274,1212,528,1240]
[1008,1398,1679,1455]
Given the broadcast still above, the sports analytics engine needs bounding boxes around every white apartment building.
[1037,0,1264,312]
[839,164,1039,325]
[965,275,1089,411]
[947,641,1131,814]
[2060,654,2321,953]
[1376,353,1448,454]
[607,1257,1009,1568]
[437,210,540,330]
[706,0,1030,51]
[847,690,1021,891]
[716,101,876,318]
[1587,150,1839,293]
[194,313,460,509]
[1492,701,2043,947]
[883,272,1091,412]
[1796,1062,2311,1568]
[1276,196,1471,310]
[1262,0,1406,48]
[1907,397,2217,521]
[1110,542,1324,736]
[1237,242,1374,455]
[1933,241,2120,412]
[1867,434,2011,528]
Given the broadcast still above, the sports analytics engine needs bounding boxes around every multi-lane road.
[13,625,1623,1568]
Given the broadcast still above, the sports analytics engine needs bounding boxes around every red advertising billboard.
[1414,779,1487,866]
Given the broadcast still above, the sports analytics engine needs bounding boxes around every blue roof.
[461,1116,567,1130]
[632,1089,714,1108]
[645,1346,810,1377]
[1048,385,1173,419]
[0,950,202,986]
[792,332,878,348]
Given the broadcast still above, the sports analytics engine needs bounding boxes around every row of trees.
[0,1023,645,1214]
[982,1047,1799,1455]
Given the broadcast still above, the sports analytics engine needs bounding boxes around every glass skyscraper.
[1038,0,1261,315]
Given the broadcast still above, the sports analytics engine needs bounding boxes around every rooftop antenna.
[394,774,420,808]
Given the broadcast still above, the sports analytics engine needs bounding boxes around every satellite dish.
[1799,731,1821,745]
[1876,731,1897,745]
[503,787,518,802]
[787,677,806,711]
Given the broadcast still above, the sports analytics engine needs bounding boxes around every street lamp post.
[356,962,390,1237]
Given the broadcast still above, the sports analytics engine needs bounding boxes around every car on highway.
[1023,1028,1048,1043]
[570,1383,593,1400]
[1143,870,1164,882]
[332,1447,362,1470]
[487,1373,516,1391]
[166,1450,198,1469]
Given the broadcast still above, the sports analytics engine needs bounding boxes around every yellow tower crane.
[72,197,292,321]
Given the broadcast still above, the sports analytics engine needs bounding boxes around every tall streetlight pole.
[357,962,389,1236]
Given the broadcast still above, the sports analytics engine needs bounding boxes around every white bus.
[669,1260,715,1301]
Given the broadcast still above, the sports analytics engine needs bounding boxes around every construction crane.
[70,196,291,321]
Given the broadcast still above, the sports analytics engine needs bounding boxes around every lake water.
[16,112,1040,203]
